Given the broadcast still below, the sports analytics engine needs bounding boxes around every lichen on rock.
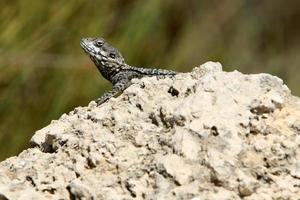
[0,62,299,199]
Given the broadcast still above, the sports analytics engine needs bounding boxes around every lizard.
[80,37,177,105]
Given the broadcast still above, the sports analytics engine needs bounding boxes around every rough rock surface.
[0,62,300,200]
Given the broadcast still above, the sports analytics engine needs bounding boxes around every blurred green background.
[0,0,299,160]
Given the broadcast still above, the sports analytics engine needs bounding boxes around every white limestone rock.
[0,62,299,199]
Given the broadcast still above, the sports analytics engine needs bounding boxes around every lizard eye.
[95,41,104,47]
[109,53,116,58]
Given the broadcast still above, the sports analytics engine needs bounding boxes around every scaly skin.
[80,37,177,105]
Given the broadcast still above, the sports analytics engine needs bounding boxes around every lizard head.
[80,37,125,68]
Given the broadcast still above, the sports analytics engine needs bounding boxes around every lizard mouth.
[80,40,97,56]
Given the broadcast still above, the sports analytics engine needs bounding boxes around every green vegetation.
[0,0,299,160]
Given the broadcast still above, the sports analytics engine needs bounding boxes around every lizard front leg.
[95,79,130,106]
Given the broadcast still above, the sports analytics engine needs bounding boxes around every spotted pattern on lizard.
[80,37,177,105]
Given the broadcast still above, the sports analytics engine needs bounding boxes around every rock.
[0,61,300,199]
